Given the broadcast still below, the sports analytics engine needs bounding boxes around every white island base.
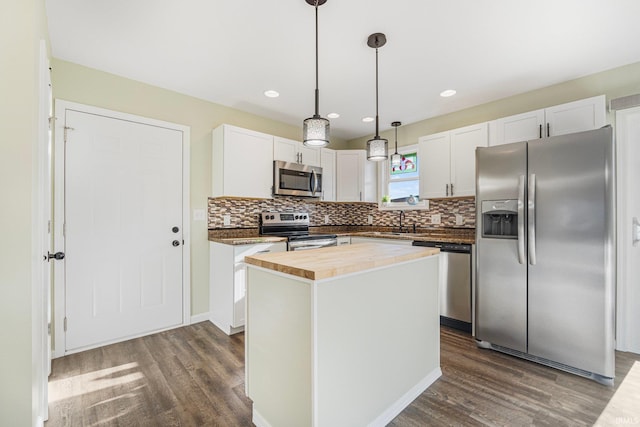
[245,243,441,427]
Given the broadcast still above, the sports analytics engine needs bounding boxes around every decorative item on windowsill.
[407,195,418,205]
[381,195,391,206]
[302,0,330,148]
[366,32,388,161]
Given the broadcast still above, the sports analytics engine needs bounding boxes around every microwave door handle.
[310,170,318,196]
[517,175,526,264]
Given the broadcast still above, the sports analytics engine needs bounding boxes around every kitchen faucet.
[398,211,405,233]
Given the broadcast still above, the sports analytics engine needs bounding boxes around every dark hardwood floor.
[47,322,640,426]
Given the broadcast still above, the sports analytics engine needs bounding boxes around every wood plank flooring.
[46,322,640,426]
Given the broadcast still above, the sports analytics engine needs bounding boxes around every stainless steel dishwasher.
[412,241,472,333]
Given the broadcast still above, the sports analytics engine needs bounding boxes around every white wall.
[0,0,49,425]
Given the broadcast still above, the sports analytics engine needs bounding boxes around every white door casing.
[615,105,640,354]
[53,101,191,356]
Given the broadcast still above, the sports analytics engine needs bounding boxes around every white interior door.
[616,106,640,354]
[62,108,184,352]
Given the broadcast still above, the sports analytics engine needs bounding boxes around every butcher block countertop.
[244,242,439,281]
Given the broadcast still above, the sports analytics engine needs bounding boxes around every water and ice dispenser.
[481,199,518,238]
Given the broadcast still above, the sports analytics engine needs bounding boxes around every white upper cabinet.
[336,150,377,202]
[489,95,606,146]
[320,148,336,201]
[273,136,321,167]
[419,123,488,199]
[212,124,274,199]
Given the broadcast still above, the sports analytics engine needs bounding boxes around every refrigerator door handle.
[528,173,537,265]
[517,175,526,264]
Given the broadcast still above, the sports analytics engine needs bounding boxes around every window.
[389,150,419,201]
[380,144,427,209]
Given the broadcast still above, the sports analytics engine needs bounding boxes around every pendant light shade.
[303,0,330,148]
[366,33,388,161]
[390,121,402,168]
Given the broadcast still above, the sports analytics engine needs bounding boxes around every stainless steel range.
[259,212,337,251]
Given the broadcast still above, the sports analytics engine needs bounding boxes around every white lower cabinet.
[350,236,413,246]
[209,241,286,334]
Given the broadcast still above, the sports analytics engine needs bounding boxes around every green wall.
[0,0,49,425]
[51,59,349,317]
[347,61,640,148]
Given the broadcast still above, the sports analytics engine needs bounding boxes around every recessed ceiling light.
[440,89,457,98]
[264,90,280,98]
[327,113,340,119]
[362,117,374,123]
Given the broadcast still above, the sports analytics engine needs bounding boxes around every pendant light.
[390,121,402,168]
[302,0,330,148]
[366,33,388,161]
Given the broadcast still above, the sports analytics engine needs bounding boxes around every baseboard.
[252,407,273,427]
[368,367,443,427]
[190,312,209,324]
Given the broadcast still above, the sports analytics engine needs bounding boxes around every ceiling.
[46,0,640,141]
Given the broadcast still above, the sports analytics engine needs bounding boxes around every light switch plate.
[324,215,330,224]
[193,209,206,221]
[455,214,464,226]
[431,214,441,224]
[223,215,231,226]
[367,215,373,225]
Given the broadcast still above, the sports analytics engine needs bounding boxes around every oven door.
[273,160,322,197]
[288,237,337,251]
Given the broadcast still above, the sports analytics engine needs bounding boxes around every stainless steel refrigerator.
[474,126,615,385]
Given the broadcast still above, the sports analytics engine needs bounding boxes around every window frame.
[378,144,429,211]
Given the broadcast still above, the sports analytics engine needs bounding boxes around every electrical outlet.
[455,214,464,226]
[367,215,373,225]
[324,215,330,224]
[193,209,206,221]
[223,214,231,226]
[431,214,441,224]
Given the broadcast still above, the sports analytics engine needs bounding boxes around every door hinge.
[64,317,67,332]
[48,323,51,335]
[63,222,66,237]
[48,220,51,234]
[63,126,74,143]
[48,116,56,130]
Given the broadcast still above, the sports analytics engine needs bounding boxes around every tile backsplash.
[208,197,475,229]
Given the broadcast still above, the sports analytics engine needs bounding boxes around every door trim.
[52,100,191,357]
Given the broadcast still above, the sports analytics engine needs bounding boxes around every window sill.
[378,200,430,211]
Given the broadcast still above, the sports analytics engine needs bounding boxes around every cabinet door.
[299,144,321,167]
[217,125,273,199]
[419,131,451,199]
[233,242,286,327]
[489,109,544,146]
[273,136,299,163]
[545,95,606,137]
[336,150,363,201]
[450,123,488,197]
[320,148,336,201]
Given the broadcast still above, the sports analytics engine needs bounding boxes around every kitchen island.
[244,243,441,427]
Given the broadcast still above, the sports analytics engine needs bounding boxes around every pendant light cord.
[375,46,380,138]
[314,0,320,118]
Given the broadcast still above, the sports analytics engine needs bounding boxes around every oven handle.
[288,239,337,250]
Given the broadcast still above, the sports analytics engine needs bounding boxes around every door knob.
[172,240,180,247]
[46,251,65,261]
[172,226,179,233]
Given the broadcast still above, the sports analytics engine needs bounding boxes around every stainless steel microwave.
[273,160,322,198]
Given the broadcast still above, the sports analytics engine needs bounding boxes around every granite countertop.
[208,226,475,245]
[244,243,440,280]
